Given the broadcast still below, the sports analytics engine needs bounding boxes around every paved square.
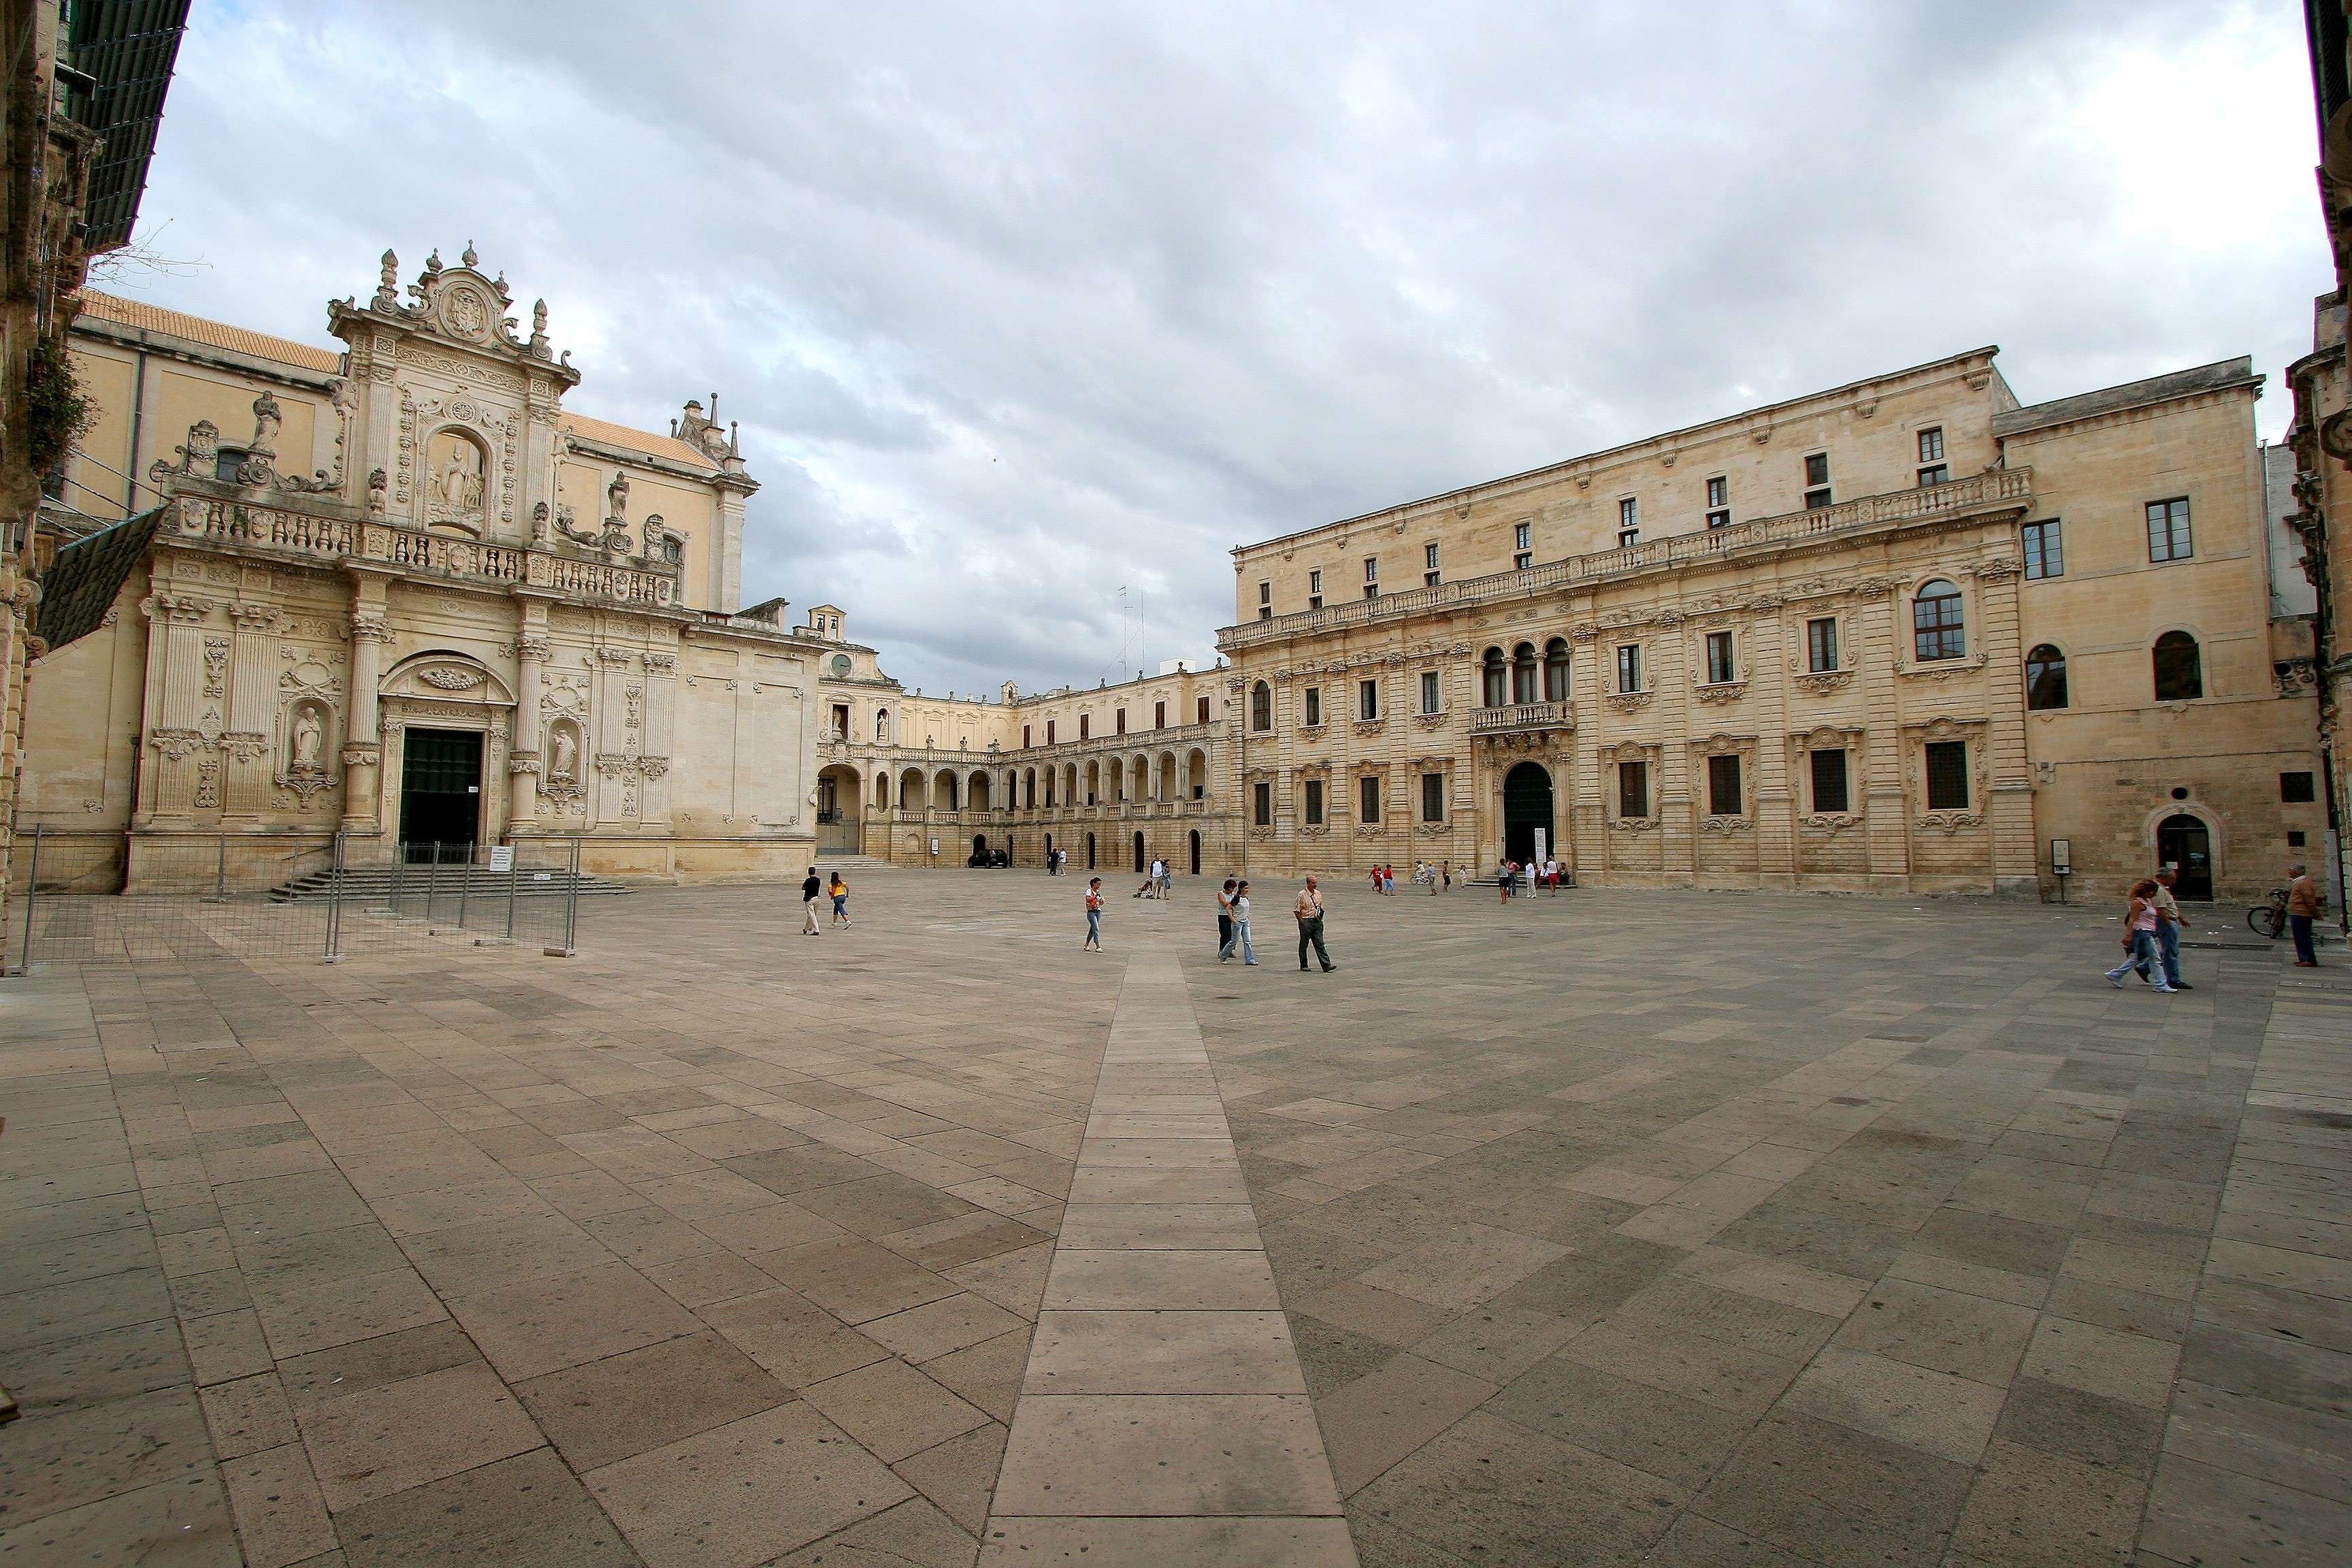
[2,869,2345,1566]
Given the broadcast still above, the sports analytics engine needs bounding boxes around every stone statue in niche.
[293,706,323,767]
[550,725,577,780]
[424,430,487,531]
[602,472,634,553]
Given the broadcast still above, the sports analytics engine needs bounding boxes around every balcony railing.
[1218,468,2034,651]
[1470,701,1575,736]
[168,495,682,608]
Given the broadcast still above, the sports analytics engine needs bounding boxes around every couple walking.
[1213,876,1336,971]
[799,868,851,936]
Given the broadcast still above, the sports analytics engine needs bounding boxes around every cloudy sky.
[118,1,2327,694]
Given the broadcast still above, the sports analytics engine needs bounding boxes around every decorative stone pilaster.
[1854,578,1912,892]
[342,574,391,831]
[509,602,551,832]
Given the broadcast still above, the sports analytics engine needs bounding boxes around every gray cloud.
[125,0,2325,693]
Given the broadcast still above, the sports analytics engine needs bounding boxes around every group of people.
[2106,862,2328,990]
[798,868,852,935]
[1134,858,1175,898]
[1079,872,1337,971]
[1494,857,1566,900]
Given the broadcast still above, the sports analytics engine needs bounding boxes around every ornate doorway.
[2156,814,2213,900]
[399,730,483,858]
[1503,761,1554,866]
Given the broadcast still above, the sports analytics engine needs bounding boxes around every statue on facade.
[550,725,577,780]
[292,706,324,768]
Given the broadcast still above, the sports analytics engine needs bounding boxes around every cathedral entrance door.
[399,729,483,860]
[1503,762,1554,868]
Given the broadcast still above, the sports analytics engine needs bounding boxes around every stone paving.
[0,868,2345,1566]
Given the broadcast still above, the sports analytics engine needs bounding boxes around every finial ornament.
[461,240,478,268]
[376,249,399,307]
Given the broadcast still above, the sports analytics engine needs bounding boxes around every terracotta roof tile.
[74,291,345,374]
[558,411,717,472]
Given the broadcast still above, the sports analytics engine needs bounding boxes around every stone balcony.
[164,493,684,608]
[1218,467,2034,651]
[1470,700,1575,736]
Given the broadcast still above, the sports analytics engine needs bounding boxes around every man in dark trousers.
[1295,876,1335,972]
[1218,879,1237,956]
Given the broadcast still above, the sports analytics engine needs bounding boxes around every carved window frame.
[1686,732,1758,826]
[1599,740,1663,830]
[1787,725,1866,825]
[1900,715,1989,830]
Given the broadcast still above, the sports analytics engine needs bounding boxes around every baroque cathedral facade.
[18,246,2332,906]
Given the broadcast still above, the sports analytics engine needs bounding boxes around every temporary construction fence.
[3,829,620,971]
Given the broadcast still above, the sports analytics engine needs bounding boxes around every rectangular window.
[1918,427,1944,463]
[1618,760,1649,819]
[1258,580,1271,621]
[1804,451,1831,509]
[1304,779,1324,826]
[1619,497,1638,531]
[1708,754,1742,816]
[1047,719,1056,744]
[1514,551,1534,570]
[1358,679,1379,721]
[1705,631,1736,685]
[1154,701,1166,728]
[1917,463,1948,487]
[1254,781,1271,826]
[1307,568,1323,610]
[1807,617,1838,673]
[1925,741,1969,810]
[2282,770,2317,803]
[1422,772,1445,822]
[1616,644,1642,692]
[2022,519,2063,579]
[1116,708,1126,735]
[1705,474,1729,529]
[1360,774,1381,824]
[2146,497,2192,563]
[1196,696,1209,725]
[1023,723,1032,748]
[1362,557,1379,599]
[1304,687,1321,726]
[1422,542,1439,589]
[1078,715,1089,740]
[1515,521,1531,551]
[1810,749,1849,814]
[1420,671,1441,714]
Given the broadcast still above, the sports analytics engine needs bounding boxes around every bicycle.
[2249,888,2289,941]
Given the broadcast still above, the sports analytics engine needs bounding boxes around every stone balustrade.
[168,495,681,608]
[1469,700,1575,735]
[1219,467,2035,650]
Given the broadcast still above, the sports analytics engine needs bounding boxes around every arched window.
[1482,647,1507,708]
[2153,631,2203,701]
[1912,579,1965,662]
[1250,681,1271,732]
[2025,644,2068,710]
[1543,638,1570,704]
[1511,642,1538,704]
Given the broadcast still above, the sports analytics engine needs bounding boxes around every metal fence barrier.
[3,829,593,972]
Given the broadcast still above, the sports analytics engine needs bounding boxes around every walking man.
[1296,876,1336,972]
[1217,878,1237,956]
[2287,862,2325,966]
[2151,867,2190,990]
[800,867,823,937]
[1222,881,1258,964]
[1084,877,1105,951]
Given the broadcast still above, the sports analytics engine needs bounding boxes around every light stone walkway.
[984,949,1354,1565]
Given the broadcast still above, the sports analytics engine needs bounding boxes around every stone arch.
[1186,747,1208,800]
[900,768,927,811]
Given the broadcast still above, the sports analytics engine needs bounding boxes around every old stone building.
[807,625,1235,876]
[25,248,830,885]
[1218,348,2324,902]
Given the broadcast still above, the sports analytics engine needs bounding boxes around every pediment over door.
[380,651,514,706]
